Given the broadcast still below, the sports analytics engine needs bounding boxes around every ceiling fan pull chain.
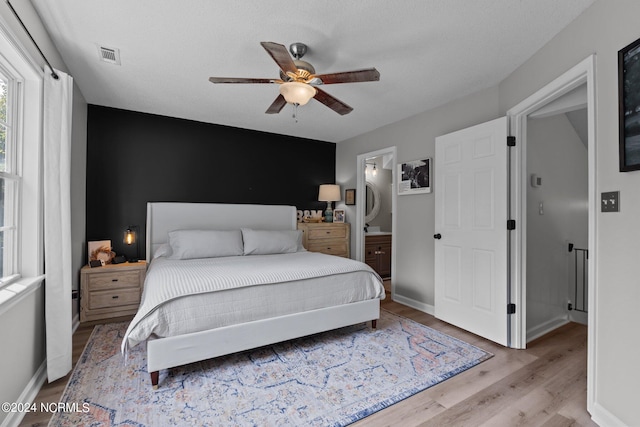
[292,103,298,123]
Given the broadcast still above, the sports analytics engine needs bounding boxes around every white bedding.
[123,252,384,351]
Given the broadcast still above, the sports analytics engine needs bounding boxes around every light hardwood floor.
[20,289,596,427]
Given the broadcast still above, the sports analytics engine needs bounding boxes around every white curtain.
[44,67,73,382]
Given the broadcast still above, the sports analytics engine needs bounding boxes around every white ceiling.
[30,0,595,143]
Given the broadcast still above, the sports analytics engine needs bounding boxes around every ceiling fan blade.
[209,77,278,84]
[314,68,380,84]
[265,94,287,114]
[313,88,353,115]
[260,42,298,75]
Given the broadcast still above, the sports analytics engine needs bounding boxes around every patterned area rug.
[50,310,492,426]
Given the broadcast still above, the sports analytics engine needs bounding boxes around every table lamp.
[318,184,341,222]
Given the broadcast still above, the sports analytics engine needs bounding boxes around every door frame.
[355,147,397,296]
[507,55,597,408]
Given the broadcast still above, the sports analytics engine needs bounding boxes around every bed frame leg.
[371,319,377,329]
[150,371,159,390]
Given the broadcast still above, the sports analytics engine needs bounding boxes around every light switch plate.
[601,191,620,212]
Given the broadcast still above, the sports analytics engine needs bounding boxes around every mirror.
[365,181,381,223]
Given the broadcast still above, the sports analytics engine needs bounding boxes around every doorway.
[508,56,596,357]
[356,147,397,298]
[525,86,589,342]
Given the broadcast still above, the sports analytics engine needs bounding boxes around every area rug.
[49,310,492,426]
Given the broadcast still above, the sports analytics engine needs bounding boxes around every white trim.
[590,402,628,427]
[393,293,434,316]
[0,275,43,317]
[526,315,569,343]
[356,146,397,298]
[507,55,597,414]
[0,360,47,427]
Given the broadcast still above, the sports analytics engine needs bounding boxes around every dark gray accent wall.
[87,105,335,260]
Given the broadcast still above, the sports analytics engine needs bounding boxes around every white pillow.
[153,243,172,259]
[168,229,243,260]
[242,228,304,255]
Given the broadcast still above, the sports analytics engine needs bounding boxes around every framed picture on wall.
[397,158,432,195]
[619,36,640,172]
[333,209,345,223]
[345,188,356,205]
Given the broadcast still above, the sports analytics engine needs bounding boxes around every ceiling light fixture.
[366,162,378,176]
[279,81,317,106]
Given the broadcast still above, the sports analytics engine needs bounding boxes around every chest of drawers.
[297,222,351,258]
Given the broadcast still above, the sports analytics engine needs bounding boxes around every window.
[0,71,20,281]
[0,21,44,309]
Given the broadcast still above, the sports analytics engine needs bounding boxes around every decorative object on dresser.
[333,208,345,223]
[298,222,350,258]
[365,233,392,278]
[80,261,147,322]
[318,183,341,222]
[87,240,115,264]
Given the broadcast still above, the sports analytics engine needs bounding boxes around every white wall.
[498,1,640,424]
[0,3,87,425]
[338,0,639,423]
[337,86,500,309]
[526,113,588,338]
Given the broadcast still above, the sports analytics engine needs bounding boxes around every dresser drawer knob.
[112,279,119,282]
[112,295,119,299]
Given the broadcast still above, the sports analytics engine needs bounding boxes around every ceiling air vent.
[97,45,121,65]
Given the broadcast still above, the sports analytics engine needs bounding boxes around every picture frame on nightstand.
[333,209,345,223]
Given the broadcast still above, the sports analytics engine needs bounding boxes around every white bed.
[124,202,384,388]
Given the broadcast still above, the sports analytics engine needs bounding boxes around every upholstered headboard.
[146,202,297,262]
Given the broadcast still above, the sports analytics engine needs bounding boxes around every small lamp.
[124,225,140,262]
[318,184,341,223]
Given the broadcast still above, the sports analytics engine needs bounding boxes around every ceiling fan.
[208,42,380,115]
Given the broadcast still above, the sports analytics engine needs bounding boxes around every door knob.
[433,233,442,239]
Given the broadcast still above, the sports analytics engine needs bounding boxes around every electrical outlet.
[601,191,620,212]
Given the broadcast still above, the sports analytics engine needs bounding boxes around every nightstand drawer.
[87,271,141,291]
[88,288,141,310]
[308,241,348,257]
[80,261,147,322]
[307,226,347,240]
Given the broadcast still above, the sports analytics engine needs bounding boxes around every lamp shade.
[124,228,136,245]
[279,81,317,106]
[318,184,341,202]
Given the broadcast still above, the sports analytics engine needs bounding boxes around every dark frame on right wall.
[618,36,640,172]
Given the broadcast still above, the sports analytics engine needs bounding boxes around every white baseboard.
[72,312,80,333]
[392,293,434,315]
[569,309,588,325]
[526,315,569,343]
[590,401,628,427]
[0,361,47,427]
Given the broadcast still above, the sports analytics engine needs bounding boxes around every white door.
[434,116,509,346]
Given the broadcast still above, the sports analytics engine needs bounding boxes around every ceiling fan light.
[279,82,317,106]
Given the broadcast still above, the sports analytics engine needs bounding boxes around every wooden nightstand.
[297,222,351,258]
[80,261,147,322]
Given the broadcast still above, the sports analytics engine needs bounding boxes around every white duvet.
[122,252,384,352]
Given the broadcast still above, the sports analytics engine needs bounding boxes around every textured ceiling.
[30,0,595,143]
